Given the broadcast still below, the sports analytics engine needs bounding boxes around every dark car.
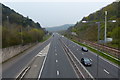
[81,47,88,52]
[81,58,92,66]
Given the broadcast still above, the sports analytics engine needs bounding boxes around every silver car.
[81,47,88,52]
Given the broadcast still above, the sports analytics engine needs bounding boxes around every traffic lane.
[57,39,77,78]
[41,35,77,78]
[61,37,119,78]
[2,38,51,78]
[2,38,51,71]
[40,40,57,78]
[65,42,99,78]
[66,39,119,78]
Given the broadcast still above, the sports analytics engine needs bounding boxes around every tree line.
[2,3,46,48]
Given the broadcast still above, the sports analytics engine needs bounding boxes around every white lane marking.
[57,71,60,75]
[61,39,94,78]
[38,43,51,79]
[70,39,120,69]
[90,50,120,69]
[55,53,57,56]
[20,67,31,78]
[56,60,58,63]
[61,43,80,78]
[77,49,78,50]
[64,43,94,79]
[99,56,120,69]
[104,69,109,74]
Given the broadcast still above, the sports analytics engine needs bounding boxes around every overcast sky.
[2,0,115,27]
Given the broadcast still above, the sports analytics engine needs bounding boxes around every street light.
[82,20,100,78]
[111,20,116,23]
[104,11,107,43]
[82,21,100,43]
[104,11,116,43]
[82,18,116,78]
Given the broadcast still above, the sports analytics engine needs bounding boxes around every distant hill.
[46,24,74,32]
[65,2,120,48]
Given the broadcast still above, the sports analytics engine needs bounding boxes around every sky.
[1,0,116,27]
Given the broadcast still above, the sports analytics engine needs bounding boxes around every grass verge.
[72,40,120,66]
[40,35,51,42]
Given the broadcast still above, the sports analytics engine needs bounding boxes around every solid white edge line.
[65,44,94,79]
[37,43,51,79]
[60,38,93,79]
[16,66,28,78]
[16,36,52,78]
[20,66,31,78]
[60,43,80,78]
[69,38,120,69]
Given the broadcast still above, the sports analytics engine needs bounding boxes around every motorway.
[40,33,78,78]
[2,33,120,79]
[2,37,51,78]
[59,33,120,79]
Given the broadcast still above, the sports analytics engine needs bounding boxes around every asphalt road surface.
[40,34,78,78]
[59,33,120,79]
[2,33,120,79]
[2,38,51,78]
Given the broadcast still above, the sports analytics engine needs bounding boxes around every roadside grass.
[72,40,120,66]
[40,35,51,42]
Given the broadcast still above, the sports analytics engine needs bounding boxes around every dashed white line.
[70,39,120,69]
[56,60,58,63]
[77,49,78,50]
[57,71,60,75]
[104,69,109,74]
[64,43,94,79]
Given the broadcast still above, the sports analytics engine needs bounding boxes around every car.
[81,47,88,52]
[81,58,92,66]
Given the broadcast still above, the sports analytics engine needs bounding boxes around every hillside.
[46,24,74,32]
[2,3,45,48]
[65,2,120,48]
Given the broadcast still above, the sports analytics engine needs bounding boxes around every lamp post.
[104,11,107,43]
[82,21,100,43]
[82,18,116,78]
[104,11,116,43]
[82,21,100,78]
